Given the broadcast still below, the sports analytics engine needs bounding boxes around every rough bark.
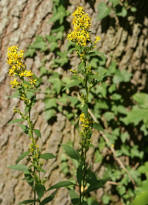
[0,0,148,204]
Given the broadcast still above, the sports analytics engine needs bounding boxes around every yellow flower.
[94,36,101,44]
[67,7,91,46]
[72,7,91,31]
[7,46,37,87]
[7,46,25,76]
[19,70,33,77]
[29,79,37,85]
[10,78,19,88]
[79,113,92,128]
[67,29,90,46]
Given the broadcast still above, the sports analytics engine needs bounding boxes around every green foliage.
[40,191,56,205]
[16,151,30,164]
[69,190,80,205]
[9,164,29,173]
[62,144,80,161]
[122,92,148,134]
[131,162,148,205]
[48,181,74,190]
[97,0,137,20]
[40,153,56,160]
[19,199,38,204]
[97,2,111,20]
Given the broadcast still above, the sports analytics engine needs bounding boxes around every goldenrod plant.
[7,46,56,205]
[49,7,106,204]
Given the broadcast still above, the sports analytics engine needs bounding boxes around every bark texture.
[0,0,148,204]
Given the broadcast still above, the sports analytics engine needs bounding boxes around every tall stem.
[27,105,36,205]
[79,58,89,204]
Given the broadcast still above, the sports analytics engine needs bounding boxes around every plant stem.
[79,58,89,204]
[27,104,37,205]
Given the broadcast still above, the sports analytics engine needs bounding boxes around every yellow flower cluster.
[7,46,24,76]
[29,143,40,159]
[10,78,20,88]
[79,113,92,128]
[67,7,91,46]
[19,70,33,77]
[7,46,36,88]
[72,6,91,31]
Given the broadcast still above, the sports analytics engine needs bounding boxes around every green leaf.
[40,191,56,205]
[95,67,107,82]
[98,2,111,20]
[117,7,127,17]
[62,144,80,161]
[19,200,37,204]
[122,106,148,125]
[120,132,129,143]
[30,36,47,51]
[9,118,25,124]
[50,42,58,51]
[113,70,131,84]
[77,165,83,186]
[44,98,57,109]
[95,150,103,163]
[50,5,67,24]
[48,181,74,190]
[26,90,35,99]
[18,124,29,134]
[44,109,56,121]
[34,129,41,138]
[7,90,20,98]
[87,180,107,193]
[35,184,46,200]
[131,7,137,12]
[40,66,48,75]
[103,112,114,121]
[131,146,143,159]
[24,173,34,187]
[117,185,126,195]
[69,96,79,106]
[40,153,56,160]
[9,164,29,173]
[69,190,79,205]
[24,48,36,57]
[133,92,148,108]
[16,151,29,164]
[64,79,81,89]
[48,77,62,94]
[93,123,103,131]
[110,0,120,7]
[102,194,110,204]
[132,191,148,205]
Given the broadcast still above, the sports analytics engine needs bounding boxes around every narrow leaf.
[62,144,80,161]
[48,181,74,190]
[77,165,83,186]
[9,118,25,124]
[16,151,29,164]
[35,184,46,200]
[40,153,56,160]
[8,164,29,173]
[40,191,56,205]
[69,190,79,205]
[19,199,37,204]
[34,129,41,138]
[18,124,29,134]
